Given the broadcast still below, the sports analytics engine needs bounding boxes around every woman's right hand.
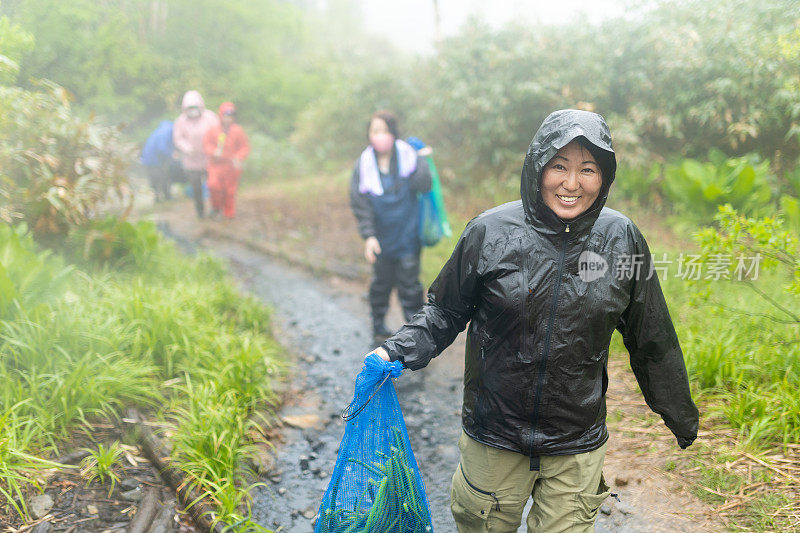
[367,347,390,362]
[364,236,381,264]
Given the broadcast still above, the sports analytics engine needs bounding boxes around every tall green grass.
[659,265,799,449]
[167,380,270,530]
[0,222,282,525]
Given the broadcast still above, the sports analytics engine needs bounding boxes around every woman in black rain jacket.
[372,109,698,531]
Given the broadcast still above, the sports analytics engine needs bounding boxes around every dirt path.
[151,183,722,532]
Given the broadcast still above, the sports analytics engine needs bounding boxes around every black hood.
[520,109,617,235]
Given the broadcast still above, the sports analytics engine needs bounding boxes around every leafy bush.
[662,151,772,219]
[695,204,799,296]
[611,163,663,207]
[778,166,800,231]
[241,132,310,185]
[0,80,132,242]
[292,0,800,190]
[0,15,33,85]
[0,224,72,319]
[66,217,163,270]
[682,205,800,447]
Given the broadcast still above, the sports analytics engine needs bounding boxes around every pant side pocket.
[573,473,611,527]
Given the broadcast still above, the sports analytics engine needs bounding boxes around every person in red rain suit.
[202,102,250,219]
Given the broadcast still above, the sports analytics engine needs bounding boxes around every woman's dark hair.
[367,110,399,140]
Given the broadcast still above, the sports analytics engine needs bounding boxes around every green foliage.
[0,224,72,319]
[66,217,163,270]
[779,194,800,233]
[0,14,33,84]
[0,401,64,520]
[1,0,338,135]
[0,80,132,241]
[167,379,267,529]
[611,163,664,206]
[241,132,310,185]
[0,225,281,525]
[662,151,773,219]
[293,0,800,192]
[678,206,800,448]
[695,204,800,296]
[778,166,800,232]
[80,441,123,496]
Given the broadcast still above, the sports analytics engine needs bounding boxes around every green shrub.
[611,163,663,206]
[778,166,800,232]
[66,217,163,270]
[662,150,772,219]
[0,80,132,242]
[0,224,72,319]
[241,132,310,185]
[0,401,63,520]
[681,205,800,448]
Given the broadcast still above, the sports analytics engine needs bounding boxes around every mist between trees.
[1,0,799,196]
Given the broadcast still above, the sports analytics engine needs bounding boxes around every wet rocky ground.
[187,235,694,532]
[1,437,194,533]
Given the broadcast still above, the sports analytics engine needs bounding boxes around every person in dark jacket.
[371,109,699,532]
[350,110,432,344]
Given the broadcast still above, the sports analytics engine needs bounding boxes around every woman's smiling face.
[541,139,603,220]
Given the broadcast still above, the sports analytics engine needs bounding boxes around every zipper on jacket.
[527,227,569,469]
[459,463,500,511]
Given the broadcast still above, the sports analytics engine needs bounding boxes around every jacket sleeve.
[349,164,377,239]
[409,154,432,194]
[172,117,194,155]
[154,127,172,162]
[202,127,217,157]
[616,225,699,449]
[382,219,485,370]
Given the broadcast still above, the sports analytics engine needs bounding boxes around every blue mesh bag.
[315,353,433,532]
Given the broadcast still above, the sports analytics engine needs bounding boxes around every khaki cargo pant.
[451,431,610,533]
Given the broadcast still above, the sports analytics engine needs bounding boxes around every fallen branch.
[145,499,176,533]
[8,515,54,533]
[124,409,225,533]
[126,487,160,533]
